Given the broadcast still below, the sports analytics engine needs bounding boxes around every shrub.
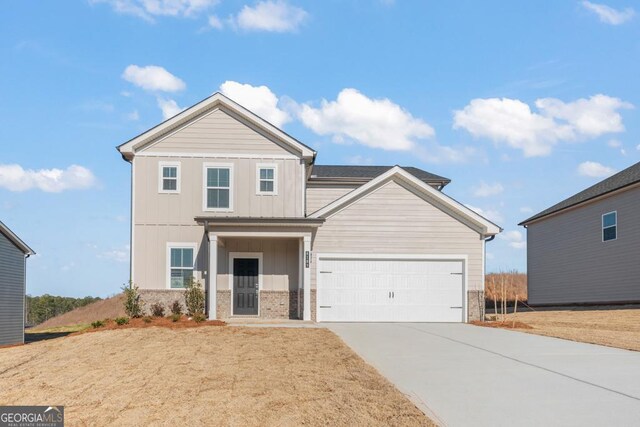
[115,317,129,326]
[170,300,182,316]
[91,320,105,328]
[171,313,181,322]
[184,277,205,316]
[122,281,143,318]
[143,316,152,324]
[150,302,165,317]
[193,313,206,323]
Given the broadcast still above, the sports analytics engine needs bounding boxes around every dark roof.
[310,165,451,185]
[520,161,640,225]
[0,220,35,255]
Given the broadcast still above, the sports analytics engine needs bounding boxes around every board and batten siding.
[306,185,358,215]
[0,232,26,346]
[527,185,640,305]
[311,180,484,291]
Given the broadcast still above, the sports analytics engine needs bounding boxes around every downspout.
[204,220,209,315]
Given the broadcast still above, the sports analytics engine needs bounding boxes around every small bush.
[143,316,152,324]
[91,320,105,328]
[150,302,165,317]
[122,281,143,318]
[184,277,205,316]
[192,313,206,323]
[170,300,182,316]
[171,313,181,322]
[115,317,129,325]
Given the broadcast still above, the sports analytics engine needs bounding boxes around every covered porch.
[196,217,323,321]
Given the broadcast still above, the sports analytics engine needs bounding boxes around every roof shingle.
[310,165,450,185]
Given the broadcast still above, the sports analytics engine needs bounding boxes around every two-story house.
[117,93,500,322]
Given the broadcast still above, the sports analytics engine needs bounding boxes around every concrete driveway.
[327,323,640,427]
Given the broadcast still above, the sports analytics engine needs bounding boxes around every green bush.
[143,316,152,324]
[122,282,143,318]
[91,320,105,328]
[115,317,129,326]
[171,313,181,322]
[170,300,182,316]
[184,277,205,316]
[192,313,206,323]
[150,302,165,317]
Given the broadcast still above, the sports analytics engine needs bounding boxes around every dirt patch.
[32,294,126,330]
[79,316,226,334]
[482,308,640,351]
[471,320,532,330]
[0,327,434,426]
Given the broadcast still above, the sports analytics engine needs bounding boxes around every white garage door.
[317,257,465,322]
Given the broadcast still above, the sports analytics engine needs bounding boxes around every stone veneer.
[467,290,485,322]
[138,289,187,315]
[217,290,300,320]
[298,289,317,322]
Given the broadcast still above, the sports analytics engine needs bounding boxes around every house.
[117,93,500,322]
[0,221,34,346]
[520,161,640,305]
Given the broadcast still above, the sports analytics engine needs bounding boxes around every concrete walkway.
[328,323,640,427]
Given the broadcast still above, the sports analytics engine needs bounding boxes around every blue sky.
[1,0,638,297]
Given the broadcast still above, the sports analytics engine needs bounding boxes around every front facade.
[521,161,640,305]
[118,93,500,322]
[0,221,34,346]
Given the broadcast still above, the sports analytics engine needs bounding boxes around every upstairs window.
[159,162,180,193]
[168,245,194,289]
[204,164,232,210]
[602,211,617,242]
[257,164,278,195]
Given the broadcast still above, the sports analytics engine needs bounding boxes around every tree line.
[25,294,102,326]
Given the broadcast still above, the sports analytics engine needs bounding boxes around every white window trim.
[228,252,263,317]
[166,242,197,290]
[602,211,617,242]
[203,162,234,212]
[256,163,278,195]
[158,161,181,194]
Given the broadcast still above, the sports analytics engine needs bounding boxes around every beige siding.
[146,108,296,155]
[527,185,640,304]
[311,180,484,291]
[306,185,358,215]
[134,156,304,224]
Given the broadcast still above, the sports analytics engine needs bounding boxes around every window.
[256,164,278,195]
[168,245,195,289]
[204,164,232,210]
[602,211,617,242]
[159,162,180,193]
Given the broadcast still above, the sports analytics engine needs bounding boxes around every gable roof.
[310,165,451,187]
[117,92,316,161]
[309,166,501,236]
[0,220,34,255]
[520,160,640,225]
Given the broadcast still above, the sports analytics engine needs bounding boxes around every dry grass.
[482,308,640,352]
[32,294,125,330]
[0,327,433,427]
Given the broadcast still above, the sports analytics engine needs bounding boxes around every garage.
[316,256,466,322]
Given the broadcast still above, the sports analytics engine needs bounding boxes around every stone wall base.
[298,289,317,322]
[138,289,187,316]
[468,290,485,322]
[217,290,301,320]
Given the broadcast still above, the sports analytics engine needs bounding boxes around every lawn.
[0,326,433,426]
[482,307,640,351]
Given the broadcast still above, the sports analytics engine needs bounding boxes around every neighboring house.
[0,221,34,346]
[520,161,640,305]
[117,93,500,322]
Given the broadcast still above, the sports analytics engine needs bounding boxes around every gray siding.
[0,233,25,346]
[305,185,358,215]
[527,185,640,305]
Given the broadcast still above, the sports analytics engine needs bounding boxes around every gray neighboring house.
[520,161,640,305]
[0,221,34,346]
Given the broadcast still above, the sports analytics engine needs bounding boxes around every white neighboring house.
[117,93,501,322]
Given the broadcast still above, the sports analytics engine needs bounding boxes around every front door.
[233,258,259,315]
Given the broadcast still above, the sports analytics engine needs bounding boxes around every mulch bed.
[75,316,226,335]
[471,320,533,330]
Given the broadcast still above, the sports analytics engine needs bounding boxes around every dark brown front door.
[233,258,259,315]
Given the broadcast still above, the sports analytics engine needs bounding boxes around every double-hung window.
[602,211,617,242]
[168,245,195,289]
[204,164,232,210]
[256,164,278,195]
[159,162,180,193]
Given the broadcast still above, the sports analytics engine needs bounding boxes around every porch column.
[303,235,311,321]
[208,232,218,320]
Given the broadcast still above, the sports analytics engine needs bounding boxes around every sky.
[1,0,639,298]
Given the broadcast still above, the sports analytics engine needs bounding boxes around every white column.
[298,238,303,319]
[208,232,218,320]
[303,235,311,321]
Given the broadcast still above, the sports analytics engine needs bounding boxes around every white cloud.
[500,230,526,249]
[346,155,374,166]
[577,161,615,178]
[208,14,223,29]
[298,88,434,151]
[520,206,533,214]
[472,181,504,198]
[607,139,622,148]
[232,0,308,32]
[454,95,632,157]
[465,204,504,224]
[582,1,635,25]
[100,246,130,263]
[0,164,96,192]
[127,110,140,121]
[220,81,291,127]
[122,65,186,92]
[157,97,184,120]
[92,0,220,22]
